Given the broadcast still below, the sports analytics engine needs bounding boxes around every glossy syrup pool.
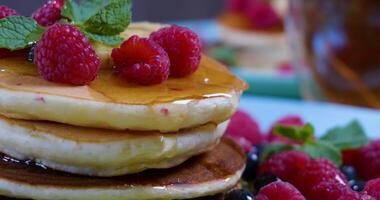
[0,56,247,105]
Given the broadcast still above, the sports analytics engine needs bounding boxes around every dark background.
[0,0,226,21]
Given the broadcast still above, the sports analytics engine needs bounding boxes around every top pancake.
[0,23,247,132]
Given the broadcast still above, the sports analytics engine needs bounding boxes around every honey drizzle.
[0,56,247,105]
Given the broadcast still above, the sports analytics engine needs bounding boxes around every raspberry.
[364,178,380,199]
[295,158,348,198]
[111,35,170,85]
[256,181,306,200]
[267,115,305,144]
[337,192,375,200]
[353,140,380,180]
[308,180,352,200]
[32,0,64,26]
[259,151,310,183]
[150,25,202,77]
[0,5,18,19]
[224,110,263,152]
[243,0,282,30]
[34,24,100,85]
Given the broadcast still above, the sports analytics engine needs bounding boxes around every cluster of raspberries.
[0,1,202,85]
[224,111,380,200]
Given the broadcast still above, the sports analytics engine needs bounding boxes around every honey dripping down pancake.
[0,138,245,200]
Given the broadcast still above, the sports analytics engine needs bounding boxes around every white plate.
[240,96,380,138]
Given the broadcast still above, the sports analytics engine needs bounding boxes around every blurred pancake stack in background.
[218,0,290,74]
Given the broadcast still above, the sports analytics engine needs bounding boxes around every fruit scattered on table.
[225,110,380,200]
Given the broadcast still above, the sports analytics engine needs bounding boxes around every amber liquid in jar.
[288,0,380,108]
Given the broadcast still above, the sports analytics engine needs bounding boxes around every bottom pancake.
[0,138,245,200]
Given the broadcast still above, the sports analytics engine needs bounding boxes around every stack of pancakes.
[0,23,247,200]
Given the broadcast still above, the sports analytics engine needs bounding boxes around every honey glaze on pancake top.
[0,56,246,105]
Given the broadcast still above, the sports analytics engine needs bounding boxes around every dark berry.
[259,150,310,184]
[242,145,263,181]
[0,5,18,19]
[295,158,348,199]
[256,181,306,200]
[225,110,263,152]
[34,24,100,85]
[28,43,37,63]
[150,25,202,77]
[349,179,365,192]
[225,189,254,200]
[253,173,280,193]
[32,0,64,26]
[341,165,357,181]
[111,35,170,85]
[353,140,380,180]
[364,178,380,199]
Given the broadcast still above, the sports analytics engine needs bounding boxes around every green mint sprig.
[62,0,131,45]
[0,0,131,50]
[262,120,369,167]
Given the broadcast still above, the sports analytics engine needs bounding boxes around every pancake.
[0,138,245,200]
[0,55,246,132]
[0,114,228,176]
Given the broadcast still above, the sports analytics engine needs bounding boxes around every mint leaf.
[0,16,44,50]
[274,123,314,143]
[84,31,123,46]
[84,0,132,35]
[321,120,369,150]
[261,144,294,162]
[300,141,342,166]
[62,0,114,24]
